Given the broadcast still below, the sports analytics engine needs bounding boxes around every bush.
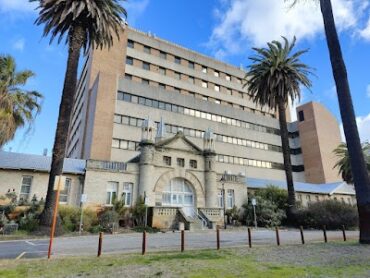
[19,213,39,232]
[294,200,358,229]
[242,195,286,227]
[59,206,99,233]
[132,226,160,233]
[132,196,146,226]
[255,185,289,211]
[99,210,119,232]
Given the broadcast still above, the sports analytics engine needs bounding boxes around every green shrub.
[19,213,39,232]
[132,196,146,226]
[294,200,358,229]
[59,206,99,233]
[242,195,286,227]
[132,226,160,233]
[99,210,119,232]
[255,185,289,211]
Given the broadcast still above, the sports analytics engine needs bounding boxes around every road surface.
[0,228,358,260]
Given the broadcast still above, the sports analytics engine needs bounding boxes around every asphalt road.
[0,229,359,260]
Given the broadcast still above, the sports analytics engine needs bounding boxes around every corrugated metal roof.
[246,177,355,195]
[0,151,86,174]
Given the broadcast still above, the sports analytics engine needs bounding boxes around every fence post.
[181,230,185,252]
[300,226,305,245]
[97,232,103,257]
[342,225,347,242]
[323,225,327,243]
[216,227,220,250]
[275,227,280,246]
[248,227,252,248]
[142,231,146,255]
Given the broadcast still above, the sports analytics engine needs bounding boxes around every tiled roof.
[0,151,86,174]
[246,177,355,195]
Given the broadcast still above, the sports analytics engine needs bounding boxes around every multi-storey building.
[67,26,323,182]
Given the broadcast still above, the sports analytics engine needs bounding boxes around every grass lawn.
[1,241,370,277]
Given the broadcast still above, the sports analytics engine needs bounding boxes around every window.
[315,195,320,202]
[159,83,166,90]
[174,72,181,80]
[177,158,185,167]
[202,81,208,88]
[112,139,120,148]
[214,71,219,77]
[236,78,242,84]
[227,189,235,208]
[159,67,166,75]
[298,194,302,201]
[125,74,132,80]
[225,75,231,81]
[188,61,195,69]
[162,178,193,206]
[127,40,134,48]
[142,79,149,85]
[218,191,223,208]
[142,62,150,70]
[20,176,32,201]
[215,99,220,104]
[190,160,197,169]
[175,56,181,64]
[226,88,232,95]
[160,51,167,59]
[60,178,71,203]
[122,183,133,206]
[188,76,194,84]
[126,57,133,65]
[174,87,181,94]
[143,45,151,54]
[298,110,305,122]
[202,66,207,74]
[214,85,220,92]
[306,195,311,201]
[106,182,118,205]
[202,96,208,101]
[163,156,172,166]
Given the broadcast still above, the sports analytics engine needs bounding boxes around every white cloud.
[356,114,370,143]
[12,38,25,51]
[367,84,370,98]
[125,0,150,25]
[359,17,370,41]
[209,0,368,57]
[0,0,36,13]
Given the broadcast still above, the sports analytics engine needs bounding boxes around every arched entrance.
[162,178,195,216]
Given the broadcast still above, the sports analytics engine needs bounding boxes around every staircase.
[178,208,209,230]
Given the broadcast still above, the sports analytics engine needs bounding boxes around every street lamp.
[219,171,228,229]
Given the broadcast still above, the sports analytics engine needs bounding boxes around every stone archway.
[154,169,205,208]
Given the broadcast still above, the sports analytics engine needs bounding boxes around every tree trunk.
[39,26,84,227]
[278,100,296,220]
[320,0,370,243]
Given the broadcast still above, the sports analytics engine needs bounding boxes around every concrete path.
[0,229,358,260]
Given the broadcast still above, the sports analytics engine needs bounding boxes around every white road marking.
[25,241,36,246]
[15,252,26,260]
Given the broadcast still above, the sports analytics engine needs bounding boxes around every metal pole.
[323,225,327,243]
[222,183,226,229]
[216,227,220,250]
[47,176,62,259]
[275,227,280,246]
[181,230,185,252]
[142,231,146,255]
[300,226,305,244]
[144,191,147,228]
[342,225,346,241]
[253,205,257,229]
[97,232,103,257]
[248,227,252,248]
[79,203,84,236]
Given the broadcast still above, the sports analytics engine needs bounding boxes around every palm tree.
[0,55,42,147]
[334,143,370,184]
[290,0,370,244]
[244,37,313,220]
[32,0,127,226]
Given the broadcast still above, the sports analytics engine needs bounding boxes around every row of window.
[106,182,133,206]
[216,155,280,170]
[163,156,198,169]
[125,56,276,118]
[296,193,353,205]
[112,138,140,151]
[127,39,243,84]
[117,92,280,136]
[20,176,71,203]
[114,114,282,153]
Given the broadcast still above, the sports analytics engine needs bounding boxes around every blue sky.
[0,0,369,155]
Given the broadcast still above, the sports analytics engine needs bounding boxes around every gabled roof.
[246,177,355,195]
[0,151,86,174]
[155,131,203,153]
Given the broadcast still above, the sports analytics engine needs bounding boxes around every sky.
[0,0,369,155]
